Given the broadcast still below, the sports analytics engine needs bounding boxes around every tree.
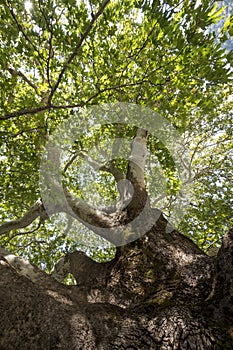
[0,0,233,348]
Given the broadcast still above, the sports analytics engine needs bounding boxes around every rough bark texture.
[0,215,233,349]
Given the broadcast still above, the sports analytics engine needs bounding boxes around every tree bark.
[0,213,233,349]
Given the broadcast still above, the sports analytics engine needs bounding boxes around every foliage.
[213,0,233,51]
[0,0,232,270]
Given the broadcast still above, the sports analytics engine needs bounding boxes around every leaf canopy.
[0,0,232,270]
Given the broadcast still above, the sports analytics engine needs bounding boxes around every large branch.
[63,188,115,228]
[51,250,114,287]
[0,188,117,244]
[125,128,149,217]
[0,191,122,245]
[78,151,125,195]
[0,129,149,244]
[210,228,233,324]
[99,160,124,183]
[127,128,148,187]
[0,247,41,283]
[64,150,126,206]
[0,199,48,235]
[63,188,129,245]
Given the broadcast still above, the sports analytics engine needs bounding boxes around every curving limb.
[0,199,48,235]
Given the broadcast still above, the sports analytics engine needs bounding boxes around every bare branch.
[100,160,125,183]
[63,153,79,173]
[0,246,42,283]
[78,150,103,171]
[127,128,148,188]
[64,149,125,184]
[126,128,149,217]
[62,188,128,245]
[3,220,42,245]
[63,187,115,228]
[0,199,48,235]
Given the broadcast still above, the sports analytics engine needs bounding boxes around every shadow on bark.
[0,215,232,349]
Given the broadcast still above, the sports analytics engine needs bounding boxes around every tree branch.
[0,191,123,245]
[7,2,46,72]
[127,128,148,188]
[63,187,117,228]
[38,1,54,88]
[125,128,149,217]
[100,160,125,182]
[0,247,41,283]
[47,0,111,105]
[0,199,48,235]
[7,67,38,92]
[62,188,129,245]
[0,105,51,120]
[211,228,233,324]
[76,151,125,183]
[51,251,114,288]
[0,80,159,120]
[63,148,130,215]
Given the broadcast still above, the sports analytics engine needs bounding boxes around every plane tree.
[0,0,233,348]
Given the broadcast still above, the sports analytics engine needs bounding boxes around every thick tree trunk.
[0,214,232,349]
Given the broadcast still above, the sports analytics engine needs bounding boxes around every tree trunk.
[0,213,232,349]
